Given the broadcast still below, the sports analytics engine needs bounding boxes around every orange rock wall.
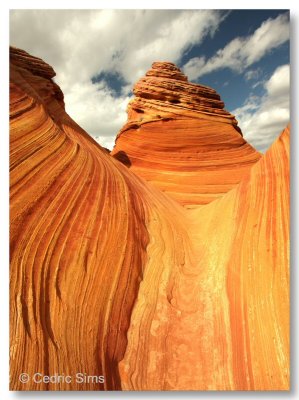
[10,47,151,390]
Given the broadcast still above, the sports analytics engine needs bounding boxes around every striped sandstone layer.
[111,62,261,206]
[120,126,290,390]
[10,46,156,390]
[10,48,289,391]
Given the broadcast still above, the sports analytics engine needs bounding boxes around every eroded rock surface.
[112,62,261,206]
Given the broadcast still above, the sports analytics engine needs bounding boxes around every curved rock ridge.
[10,47,65,115]
[112,62,261,206]
[10,47,289,391]
[10,46,56,79]
[9,46,182,390]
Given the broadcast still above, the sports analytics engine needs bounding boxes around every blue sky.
[180,10,289,111]
[10,10,290,151]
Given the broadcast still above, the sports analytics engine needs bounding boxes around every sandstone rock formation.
[111,62,261,206]
[119,125,290,390]
[10,48,289,391]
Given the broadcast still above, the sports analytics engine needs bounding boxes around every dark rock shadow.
[113,151,132,168]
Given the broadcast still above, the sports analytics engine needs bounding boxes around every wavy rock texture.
[10,47,153,390]
[10,48,289,391]
[111,62,261,206]
[120,126,290,390]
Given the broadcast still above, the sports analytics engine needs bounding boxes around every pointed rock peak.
[127,60,239,129]
[146,61,188,81]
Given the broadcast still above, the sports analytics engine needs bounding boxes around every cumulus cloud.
[10,9,225,149]
[183,13,289,80]
[64,80,131,148]
[233,64,290,152]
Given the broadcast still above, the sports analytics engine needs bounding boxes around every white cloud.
[64,80,131,143]
[10,9,225,149]
[94,136,116,151]
[244,68,262,81]
[233,64,290,152]
[183,13,289,80]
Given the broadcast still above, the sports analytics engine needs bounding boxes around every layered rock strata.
[10,48,289,391]
[10,47,152,390]
[120,126,290,390]
[112,62,261,206]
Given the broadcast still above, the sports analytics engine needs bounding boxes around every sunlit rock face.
[111,62,261,206]
[119,125,290,390]
[10,46,152,390]
[10,48,289,391]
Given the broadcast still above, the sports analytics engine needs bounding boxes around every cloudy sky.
[10,9,290,152]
